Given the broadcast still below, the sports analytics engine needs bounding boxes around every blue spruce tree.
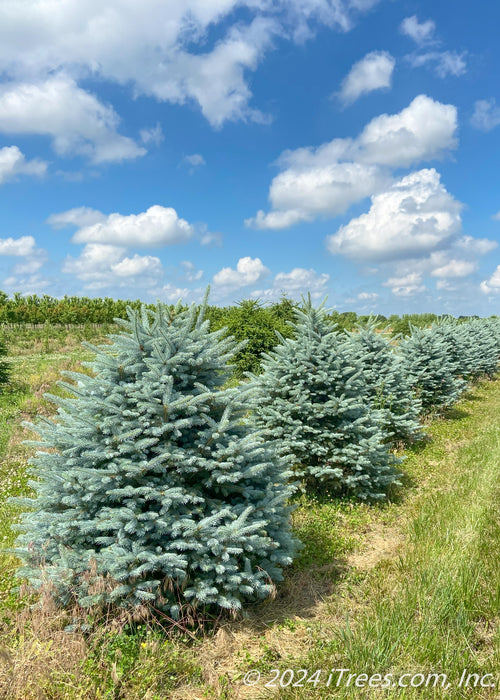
[399,324,466,413]
[14,296,298,617]
[345,318,422,443]
[250,296,400,501]
[457,319,499,379]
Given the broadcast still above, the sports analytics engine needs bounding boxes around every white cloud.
[110,254,163,277]
[181,261,203,282]
[182,153,206,174]
[213,256,269,289]
[62,243,162,288]
[455,235,497,255]
[251,267,330,300]
[247,95,457,229]
[0,145,47,184]
[2,272,50,293]
[0,235,37,256]
[400,15,435,45]
[383,272,426,297]
[0,1,377,129]
[0,76,145,163]
[47,207,107,229]
[338,51,395,105]
[471,99,500,132]
[435,279,457,291]
[200,231,223,247]
[184,154,205,168]
[249,162,386,229]
[273,267,329,293]
[158,283,204,304]
[12,255,46,275]
[0,234,48,282]
[63,243,125,279]
[246,208,312,230]
[430,259,477,278]
[327,169,462,262]
[480,266,500,294]
[357,291,378,300]
[72,205,194,247]
[409,51,467,78]
[139,123,164,146]
[355,94,457,168]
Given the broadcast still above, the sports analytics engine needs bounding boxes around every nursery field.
[0,321,499,699]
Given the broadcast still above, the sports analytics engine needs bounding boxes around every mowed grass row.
[0,341,498,699]
[276,381,500,699]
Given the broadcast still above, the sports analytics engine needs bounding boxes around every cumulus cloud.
[357,291,378,300]
[0,235,37,256]
[110,254,163,277]
[408,51,467,78]
[158,283,205,304]
[338,51,395,105]
[376,243,489,299]
[0,1,378,130]
[181,261,203,282]
[471,99,500,132]
[430,258,477,278]
[2,272,50,293]
[0,145,47,184]
[0,234,48,287]
[383,272,426,297]
[63,243,162,288]
[213,256,269,289]
[47,207,108,229]
[355,94,457,167]
[248,162,386,229]
[400,15,436,45]
[435,279,457,292]
[480,266,500,294]
[251,267,330,301]
[0,76,145,163]
[12,256,46,275]
[246,208,312,230]
[72,205,194,247]
[455,235,497,255]
[246,95,457,229]
[326,169,462,262]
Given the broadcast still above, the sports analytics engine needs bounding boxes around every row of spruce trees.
[11,294,500,620]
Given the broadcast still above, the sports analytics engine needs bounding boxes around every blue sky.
[0,0,499,315]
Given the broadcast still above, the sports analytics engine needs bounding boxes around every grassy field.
[0,333,498,699]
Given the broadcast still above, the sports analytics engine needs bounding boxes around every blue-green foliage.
[399,324,467,413]
[454,319,499,379]
[345,318,422,443]
[251,297,401,501]
[14,298,298,616]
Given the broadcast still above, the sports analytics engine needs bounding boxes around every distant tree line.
[0,290,489,377]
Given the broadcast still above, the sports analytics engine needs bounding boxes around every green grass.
[275,382,500,699]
